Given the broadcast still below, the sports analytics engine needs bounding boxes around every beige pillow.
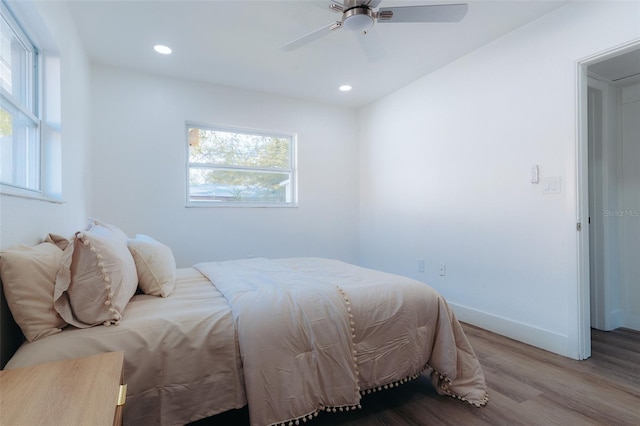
[0,242,67,341]
[44,233,71,251]
[54,229,138,328]
[128,234,176,297]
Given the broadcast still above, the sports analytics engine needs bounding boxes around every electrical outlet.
[439,264,446,276]
[417,259,425,273]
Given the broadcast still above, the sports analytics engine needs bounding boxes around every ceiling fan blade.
[280,21,341,52]
[329,1,344,13]
[377,3,468,23]
[356,28,385,62]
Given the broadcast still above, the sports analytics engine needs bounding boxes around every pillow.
[0,242,67,341]
[127,234,176,297]
[54,228,138,328]
[44,233,71,251]
[87,218,129,241]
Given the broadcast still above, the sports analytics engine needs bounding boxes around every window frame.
[0,0,45,199]
[185,122,298,208]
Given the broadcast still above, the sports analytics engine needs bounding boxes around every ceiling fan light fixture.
[342,7,375,32]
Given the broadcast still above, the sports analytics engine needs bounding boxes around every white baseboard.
[623,312,640,331]
[449,302,570,358]
[610,309,624,329]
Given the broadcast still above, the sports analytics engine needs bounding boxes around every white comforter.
[197,258,488,426]
[195,259,362,426]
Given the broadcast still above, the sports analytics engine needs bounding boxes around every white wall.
[358,1,640,358]
[90,66,359,267]
[588,79,639,332]
[0,1,91,248]
[620,84,640,330]
[587,77,623,332]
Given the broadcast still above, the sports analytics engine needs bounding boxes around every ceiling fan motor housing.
[342,7,375,32]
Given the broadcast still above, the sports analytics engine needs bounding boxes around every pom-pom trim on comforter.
[195,258,489,426]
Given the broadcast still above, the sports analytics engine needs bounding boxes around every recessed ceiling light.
[154,44,172,55]
[339,85,352,92]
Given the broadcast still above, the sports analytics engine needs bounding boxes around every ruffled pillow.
[54,227,137,328]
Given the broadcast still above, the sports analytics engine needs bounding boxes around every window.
[187,124,297,207]
[0,0,40,193]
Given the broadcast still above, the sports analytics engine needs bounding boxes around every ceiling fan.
[280,1,469,62]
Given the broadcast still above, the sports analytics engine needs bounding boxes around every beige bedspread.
[196,257,488,426]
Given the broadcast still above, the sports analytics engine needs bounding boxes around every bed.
[0,221,488,426]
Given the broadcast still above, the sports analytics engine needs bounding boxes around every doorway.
[577,43,640,359]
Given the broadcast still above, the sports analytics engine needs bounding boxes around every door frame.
[575,39,640,360]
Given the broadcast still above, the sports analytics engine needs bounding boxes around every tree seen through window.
[187,126,295,205]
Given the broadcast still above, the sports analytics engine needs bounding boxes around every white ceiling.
[65,0,569,109]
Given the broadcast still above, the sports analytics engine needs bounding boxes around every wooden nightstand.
[0,351,126,426]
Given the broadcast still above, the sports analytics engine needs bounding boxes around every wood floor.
[191,324,640,426]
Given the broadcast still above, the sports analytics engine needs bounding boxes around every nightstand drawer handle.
[117,384,127,406]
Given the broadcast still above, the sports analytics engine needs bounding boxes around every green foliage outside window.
[0,108,12,137]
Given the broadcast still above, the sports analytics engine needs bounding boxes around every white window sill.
[186,202,298,208]
[1,185,64,204]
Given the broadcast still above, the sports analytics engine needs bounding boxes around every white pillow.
[87,218,129,241]
[54,228,138,328]
[127,235,176,297]
[0,242,67,341]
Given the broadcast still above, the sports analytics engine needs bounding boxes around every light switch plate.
[542,176,561,194]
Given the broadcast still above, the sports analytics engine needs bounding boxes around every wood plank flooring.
[191,324,640,426]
